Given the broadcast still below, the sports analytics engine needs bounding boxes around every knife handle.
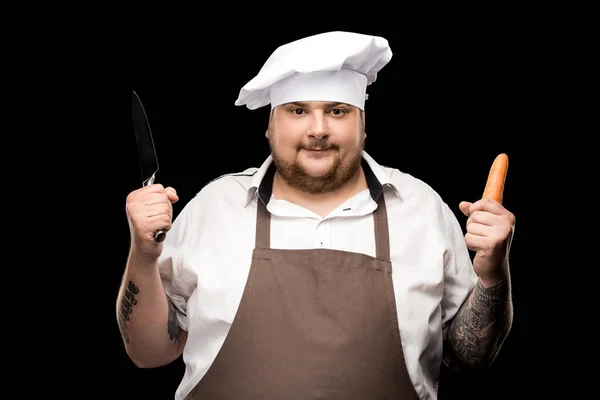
[154,230,167,243]
[143,174,168,243]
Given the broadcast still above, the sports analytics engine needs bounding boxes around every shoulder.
[180,167,260,215]
[199,168,259,197]
[374,160,459,231]
[168,166,260,239]
[380,162,446,210]
[363,151,444,207]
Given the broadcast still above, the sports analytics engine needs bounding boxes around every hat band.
[269,69,368,110]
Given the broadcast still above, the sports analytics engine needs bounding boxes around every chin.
[303,169,332,179]
[299,159,335,177]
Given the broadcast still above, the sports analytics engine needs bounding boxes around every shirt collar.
[244,151,401,207]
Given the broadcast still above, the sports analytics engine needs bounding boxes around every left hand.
[459,198,516,287]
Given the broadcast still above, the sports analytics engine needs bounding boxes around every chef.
[117,31,515,400]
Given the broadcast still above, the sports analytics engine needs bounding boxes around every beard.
[268,133,365,195]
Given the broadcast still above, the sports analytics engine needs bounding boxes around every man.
[117,31,515,399]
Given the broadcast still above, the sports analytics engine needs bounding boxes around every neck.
[272,167,368,218]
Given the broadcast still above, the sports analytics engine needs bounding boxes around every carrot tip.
[481,153,509,203]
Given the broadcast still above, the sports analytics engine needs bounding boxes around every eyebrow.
[288,101,348,108]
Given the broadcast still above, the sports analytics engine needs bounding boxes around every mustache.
[299,139,337,151]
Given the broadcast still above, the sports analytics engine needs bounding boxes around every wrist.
[478,275,507,289]
[127,247,160,271]
[475,278,509,301]
[478,262,510,288]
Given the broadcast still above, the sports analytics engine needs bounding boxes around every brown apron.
[185,195,420,399]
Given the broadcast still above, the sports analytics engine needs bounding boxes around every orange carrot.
[482,153,509,203]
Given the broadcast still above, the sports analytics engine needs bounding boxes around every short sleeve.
[439,201,479,339]
[157,201,196,332]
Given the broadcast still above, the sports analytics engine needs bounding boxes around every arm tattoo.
[117,281,139,344]
[167,294,182,344]
[445,279,513,370]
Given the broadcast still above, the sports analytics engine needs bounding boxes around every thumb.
[165,187,179,203]
[459,201,472,217]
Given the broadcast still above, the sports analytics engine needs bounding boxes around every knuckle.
[125,201,138,216]
[126,190,140,204]
[502,213,515,227]
[159,191,170,202]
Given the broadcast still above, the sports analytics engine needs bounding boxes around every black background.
[84,21,556,399]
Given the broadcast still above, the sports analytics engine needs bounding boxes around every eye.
[292,109,304,115]
[329,108,346,116]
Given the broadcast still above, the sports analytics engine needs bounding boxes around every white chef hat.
[234,31,393,111]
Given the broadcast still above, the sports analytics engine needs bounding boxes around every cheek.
[270,133,298,158]
[272,133,296,150]
[340,130,364,149]
[280,134,299,147]
[270,126,304,150]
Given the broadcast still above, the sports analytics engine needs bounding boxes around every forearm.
[444,276,513,370]
[116,252,186,368]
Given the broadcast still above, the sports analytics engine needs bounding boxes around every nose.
[308,112,328,139]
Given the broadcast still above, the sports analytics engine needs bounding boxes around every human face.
[266,101,365,195]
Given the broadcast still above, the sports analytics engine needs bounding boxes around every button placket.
[315,219,330,248]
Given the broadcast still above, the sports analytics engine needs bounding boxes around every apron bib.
[185,195,420,399]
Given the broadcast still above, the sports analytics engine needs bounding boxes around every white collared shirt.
[158,151,478,400]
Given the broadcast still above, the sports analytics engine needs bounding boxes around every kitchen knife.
[131,90,167,243]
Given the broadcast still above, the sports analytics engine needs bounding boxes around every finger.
[149,211,173,224]
[165,187,179,203]
[459,201,472,217]
[142,192,173,206]
[468,198,506,216]
[465,222,489,237]
[468,210,499,227]
[146,214,173,233]
[464,232,486,252]
[146,203,173,219]
[142,183,165,193]
[128,186,168,204]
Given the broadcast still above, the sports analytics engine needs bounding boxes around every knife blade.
[131,90,167,243]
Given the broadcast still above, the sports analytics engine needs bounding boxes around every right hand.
[125,184,179,261]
